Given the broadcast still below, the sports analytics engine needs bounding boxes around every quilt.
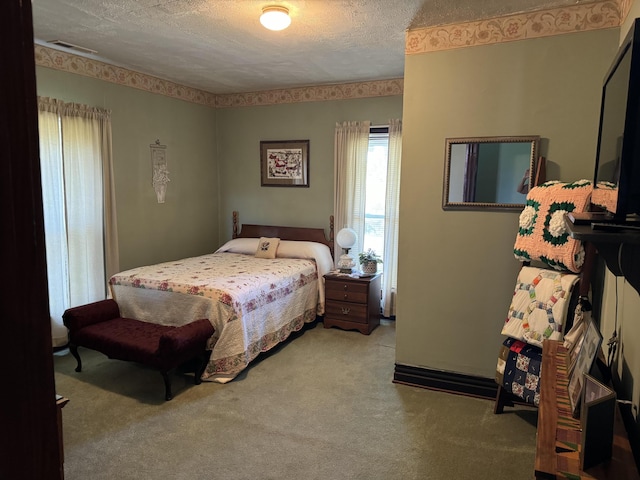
[496,337,542,406]
[110,241,333,383]
[501,266,579,348]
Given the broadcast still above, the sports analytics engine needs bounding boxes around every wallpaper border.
[35,45,218,108]
[215,79,404,108]
[35,44,402,108]
[406,0,623,55]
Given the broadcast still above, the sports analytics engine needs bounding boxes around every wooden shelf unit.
[536,340,639,479]
[564,216,640,296]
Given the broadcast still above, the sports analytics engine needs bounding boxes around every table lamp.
[336,227,357,273]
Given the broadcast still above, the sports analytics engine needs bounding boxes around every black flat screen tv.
[592,17,640,222]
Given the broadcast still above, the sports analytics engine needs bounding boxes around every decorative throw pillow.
[501,266,579,348]
[255,237,280,259]
[513,180,592,273]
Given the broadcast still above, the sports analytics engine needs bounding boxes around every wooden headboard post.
[232,211,239,238]
[329,215,334,258]
[231,211,335,259]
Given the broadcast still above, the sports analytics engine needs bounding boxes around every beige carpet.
[54,320,538,480]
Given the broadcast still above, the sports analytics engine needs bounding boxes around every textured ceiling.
[32,0,583,94]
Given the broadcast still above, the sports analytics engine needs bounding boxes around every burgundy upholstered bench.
[62,299,214,401]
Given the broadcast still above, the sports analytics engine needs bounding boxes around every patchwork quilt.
[496,337,543,406]
[514,180,592,273]
[501,266,579,348]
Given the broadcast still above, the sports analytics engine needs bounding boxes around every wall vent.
[47,40,97,55]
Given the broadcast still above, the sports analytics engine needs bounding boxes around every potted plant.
[358,249,382,274]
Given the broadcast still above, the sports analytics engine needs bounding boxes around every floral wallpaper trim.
[619,0,633,21]
[214,79,404,108]
[35,45,217,108]
[35,44,402,108]
[406,1,623,55]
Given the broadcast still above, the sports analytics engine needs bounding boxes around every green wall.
[398,28,620,378]
[35,67,219,271]
[34,65,402,273]
[215,96,403,240]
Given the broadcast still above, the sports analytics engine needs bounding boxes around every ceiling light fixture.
[260,5,291,31]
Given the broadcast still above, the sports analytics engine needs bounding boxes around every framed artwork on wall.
[260,139,309,187]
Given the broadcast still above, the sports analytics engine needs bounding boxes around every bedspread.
[109,252,320,383]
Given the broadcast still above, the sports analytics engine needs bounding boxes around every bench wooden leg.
[194,352,210,385]
[161,371,173,401]
[69,344,82,372]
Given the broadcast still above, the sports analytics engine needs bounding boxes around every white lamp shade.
[336,227,357,250]
[260,6,291,31]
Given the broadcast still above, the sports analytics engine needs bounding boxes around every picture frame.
[567,317,603,417]
[580,374,616,470]
[260,140,309,187]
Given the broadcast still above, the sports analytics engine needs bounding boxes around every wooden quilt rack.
[494,241,598,414]
[535,340,639,479]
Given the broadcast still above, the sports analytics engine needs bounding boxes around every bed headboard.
[232,211,335,259]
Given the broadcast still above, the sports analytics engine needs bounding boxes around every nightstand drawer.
[325,281,368,304]
[325,301,368,323]
[323,272,380,335]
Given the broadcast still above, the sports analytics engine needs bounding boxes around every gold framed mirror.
[442,135,540,211]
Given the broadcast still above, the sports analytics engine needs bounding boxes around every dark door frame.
[1,1,63,478]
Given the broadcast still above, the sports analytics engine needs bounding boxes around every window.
[38,97,118,347]
[334,119,401,317]
[363,127,389,266]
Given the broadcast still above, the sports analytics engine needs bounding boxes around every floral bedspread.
[109,252,319,383]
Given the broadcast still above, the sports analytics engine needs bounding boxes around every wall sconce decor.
[150,140,170,203]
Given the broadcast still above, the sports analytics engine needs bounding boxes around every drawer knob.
[341,307,350,315]
[343,284,348,290]
[343,294,348,300]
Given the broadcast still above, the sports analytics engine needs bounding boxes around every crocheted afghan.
[514,180,592,273]
[591,181,617,213]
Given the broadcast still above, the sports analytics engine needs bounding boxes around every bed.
[109,211,335,383]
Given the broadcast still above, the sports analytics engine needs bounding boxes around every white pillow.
[216,238,333,277]
[277,241,334,278]
[215,237,259,254]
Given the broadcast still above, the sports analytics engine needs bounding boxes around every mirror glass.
[443,136,539,211]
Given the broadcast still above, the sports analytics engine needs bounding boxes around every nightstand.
[323,272,381,335]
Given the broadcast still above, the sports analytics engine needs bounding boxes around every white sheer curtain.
[382,119,402,317]
[334,121,371,257]
[38,97,119,347]
[334,119,402,317]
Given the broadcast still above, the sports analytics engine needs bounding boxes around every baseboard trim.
[393,363,498,400]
